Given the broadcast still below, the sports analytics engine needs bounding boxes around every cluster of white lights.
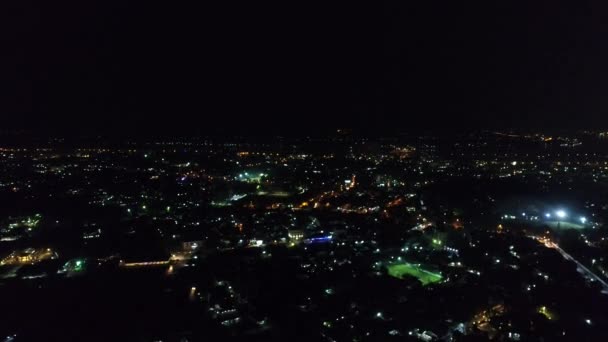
[541,210,588,225]
[444,246,459,253]
[541,210,588,224]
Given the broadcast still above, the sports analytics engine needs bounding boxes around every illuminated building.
[0,248,57,266]
[288,230,304,241]
[119,260,170,268]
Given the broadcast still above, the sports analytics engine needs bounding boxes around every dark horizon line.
[0,127,603,140]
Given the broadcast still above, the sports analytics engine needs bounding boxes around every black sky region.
[2,1,608,135]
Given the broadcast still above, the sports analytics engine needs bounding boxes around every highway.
[541,238,608,294]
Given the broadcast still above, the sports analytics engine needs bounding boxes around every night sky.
[2,1,608,134]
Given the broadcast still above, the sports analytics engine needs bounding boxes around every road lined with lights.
[541,239,608,294]
[553,245,608,293]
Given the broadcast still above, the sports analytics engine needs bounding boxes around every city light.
[3,126,608,341]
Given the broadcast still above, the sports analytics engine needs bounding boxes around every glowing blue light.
[307,236,333,244]
[545,213,551,218]
[556,210,567,219]
[581,217,587,224]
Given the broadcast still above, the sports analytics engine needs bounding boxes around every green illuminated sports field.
[543,220,585,230]
[387,263,442,286]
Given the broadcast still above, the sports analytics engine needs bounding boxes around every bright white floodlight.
[556,210,567,219]
[545,213,551,218]
[580,217,587,224]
